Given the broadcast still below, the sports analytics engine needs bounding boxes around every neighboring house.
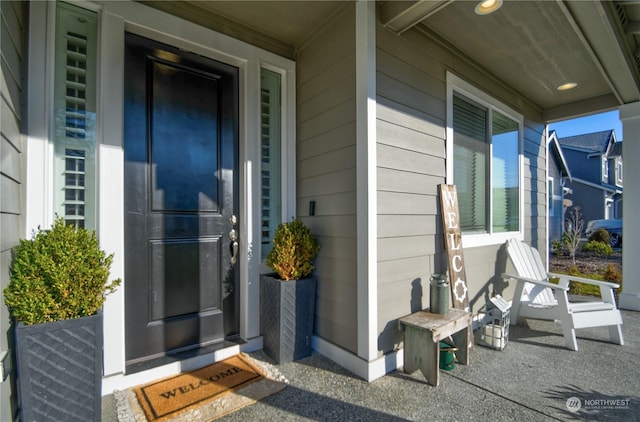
[609,140,624,216]
[548,131,572,242]
[558,130,623,227]
[2,1,640,419]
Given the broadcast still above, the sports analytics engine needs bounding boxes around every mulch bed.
[549,251,622,275]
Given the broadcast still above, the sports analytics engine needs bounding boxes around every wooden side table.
[398,308,471,386]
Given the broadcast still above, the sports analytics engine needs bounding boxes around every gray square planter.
[260,274,316,364]
[15,312,103,422]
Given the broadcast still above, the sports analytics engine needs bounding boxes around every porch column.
[355,0,377,362]
[619,102,640,311]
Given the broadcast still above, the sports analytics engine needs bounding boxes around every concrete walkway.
[103,309,640,421]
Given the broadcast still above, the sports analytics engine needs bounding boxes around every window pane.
[260,69,282,259]
[453,95,488,233]
[492,111,519,232]
[53,2,97,229]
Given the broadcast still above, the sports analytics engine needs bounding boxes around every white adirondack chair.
[502,238,623,351]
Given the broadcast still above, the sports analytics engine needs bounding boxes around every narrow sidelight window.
[53,2,97,228]
[260,69,282,259]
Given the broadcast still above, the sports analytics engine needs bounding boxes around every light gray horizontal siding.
[298,99,356,141]
[462,245,515,303]
[523,120,547,253]
[378,214,438,238]
[375,21,548,354]
[298,145,356,180]
[1,1,25,421]
[297,4,358,353]
[1,129,22,182]
[377,168,443,197]
[378,255,435,287]
[376,23,449,353]
[377,142,443,176]
[377,191,437,215]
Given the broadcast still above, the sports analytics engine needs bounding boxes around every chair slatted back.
[506,238,556,305]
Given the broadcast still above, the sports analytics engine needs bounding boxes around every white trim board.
[355,0,378,362]
[571,177,621,194]
[312,336,402,382]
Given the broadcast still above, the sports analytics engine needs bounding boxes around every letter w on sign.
[439,184,470,311]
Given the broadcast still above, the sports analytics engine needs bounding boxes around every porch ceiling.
[141,0,640,122]
[139,1,348,59]
[406,0,640,121]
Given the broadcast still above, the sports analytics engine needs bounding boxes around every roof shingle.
[558,130,614,153]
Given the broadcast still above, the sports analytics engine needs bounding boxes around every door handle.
[230,240,239,264]
[229,218,238,264]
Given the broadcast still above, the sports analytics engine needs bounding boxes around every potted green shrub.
[261,219,319,364]
[4,217,121,422]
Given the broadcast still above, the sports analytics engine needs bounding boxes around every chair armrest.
[502,273,569,291]
[547,272,620,289]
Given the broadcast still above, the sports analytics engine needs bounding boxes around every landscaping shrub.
[4,217,121,325]
[603,263,623,300]
[603,263,622,284]
[551,240,565,257]
[588,228,611,245]
[266,219,320,281]
[568,265,580,276]
[582,240,613,257]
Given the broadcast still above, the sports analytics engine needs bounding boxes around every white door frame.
[25,0,295,393]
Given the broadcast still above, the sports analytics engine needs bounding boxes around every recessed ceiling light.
[557,82,578,91]
[475,0,503,15]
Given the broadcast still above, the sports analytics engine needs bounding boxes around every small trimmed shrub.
[603,263,623,300]
[603,263,622,284]
[551,240,565,257]
[266,219,320,281]
[553,263,623,298]
[568,265,581,276]
[588,228,610,245]
[4,217,121,325]
[582,240,613,257]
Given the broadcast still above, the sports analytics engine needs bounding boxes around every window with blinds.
[53,2,97,229]
[64,149,86,223]
[453,93,520,234]
[260,69,282,259]
[453,95,488,233]
[64,32,88,139]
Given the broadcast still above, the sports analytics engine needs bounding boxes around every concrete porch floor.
[103,309,640,421]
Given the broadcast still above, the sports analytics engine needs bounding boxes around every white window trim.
[446,72,524,248]
[548,177,555,218]
[616,158,623,186]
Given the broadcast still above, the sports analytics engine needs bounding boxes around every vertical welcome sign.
[439,184,470,312]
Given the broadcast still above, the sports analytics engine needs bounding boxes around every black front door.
[124,33,239,369]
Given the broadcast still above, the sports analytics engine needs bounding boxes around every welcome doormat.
[118,354,287,421]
